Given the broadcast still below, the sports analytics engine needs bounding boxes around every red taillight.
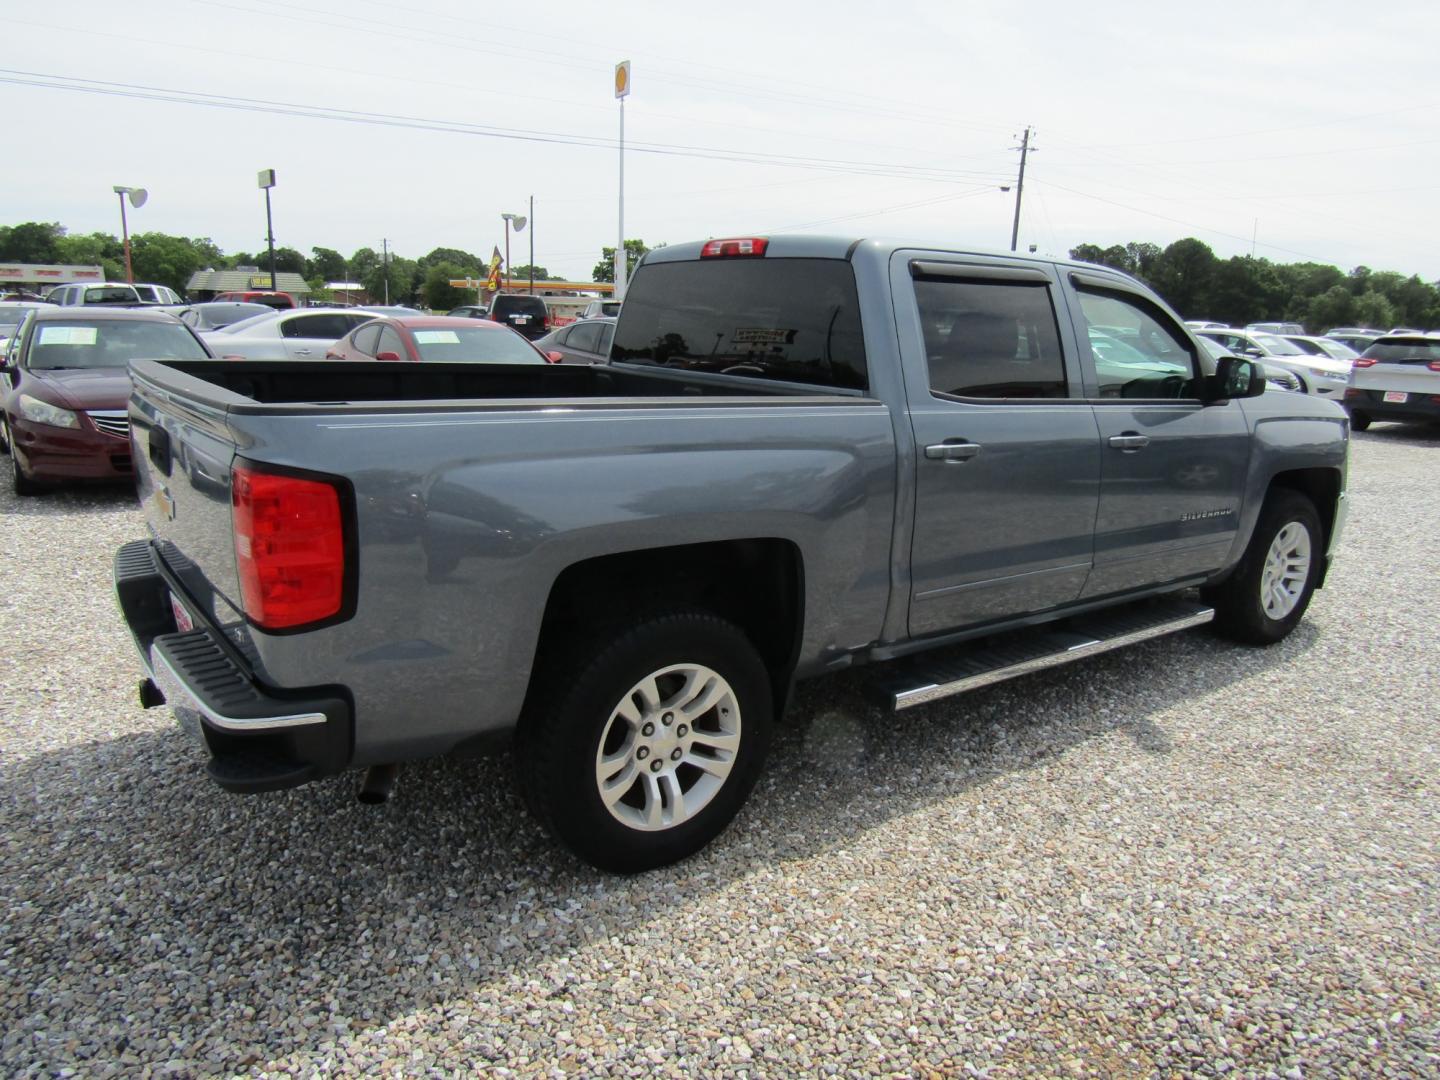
[700,237,769,258]
[1427,361,1440,372]
[1353,358,1378,368]
[232,464,348,630]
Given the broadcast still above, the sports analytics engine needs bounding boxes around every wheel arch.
[1267,466,1341,551]
[534,538,805,717]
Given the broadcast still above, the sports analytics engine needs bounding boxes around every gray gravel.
[2,426,1438,1077]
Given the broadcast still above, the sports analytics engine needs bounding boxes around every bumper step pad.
[877,596,1214,711]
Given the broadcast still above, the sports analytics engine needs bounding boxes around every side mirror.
[375,351,403,362]
[545,351,565,364]
[1209,356,1265,401]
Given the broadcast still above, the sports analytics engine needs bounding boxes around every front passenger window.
[1077,289,1198,399]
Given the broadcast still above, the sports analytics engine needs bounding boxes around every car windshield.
[27,321,210,368]
[410,327,545,363]
[1316,339,1359,360]
[1253,333,1305,355]
[1361,339,1440,364]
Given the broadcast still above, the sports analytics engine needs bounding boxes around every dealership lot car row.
[0,425,1436,1075]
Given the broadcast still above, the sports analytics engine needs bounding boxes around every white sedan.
[205,308,386,360]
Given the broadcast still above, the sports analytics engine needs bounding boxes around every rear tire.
[1203,489,1321,645]
[517,610,772,873]
[1349,411,1371,431]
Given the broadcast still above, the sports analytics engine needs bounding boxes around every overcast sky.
[6,0,1438,282]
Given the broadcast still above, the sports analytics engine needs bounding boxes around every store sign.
[248,274,275,289]
[0,263,104,284]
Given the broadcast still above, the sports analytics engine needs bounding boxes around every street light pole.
[257,169,278,293]
[528,194,535,294]
[614,60,631,300]
[111,185,147,284]
[501,212,527,295]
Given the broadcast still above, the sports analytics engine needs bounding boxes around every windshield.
[410,327,545,363]
[27,321,210,369]
[1253,333,1305,355]
[611,257,867,390]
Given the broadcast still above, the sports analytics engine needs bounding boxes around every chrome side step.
[880,597,1214,711]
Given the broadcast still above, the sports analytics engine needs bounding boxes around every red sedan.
[325,315,562,364]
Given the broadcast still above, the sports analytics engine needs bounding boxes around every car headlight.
[17,393,81,429]
[1317,371,1348,382]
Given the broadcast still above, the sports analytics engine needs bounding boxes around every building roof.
[186,269,312,294]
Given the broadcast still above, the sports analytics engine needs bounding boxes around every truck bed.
[132,359,850,412]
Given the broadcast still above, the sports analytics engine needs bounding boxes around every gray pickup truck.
[114,236,1349,871]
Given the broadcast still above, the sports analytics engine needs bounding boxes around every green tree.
[128,232,207,293]
[417,247,481,272]
[593,239,653,283]
[1352,291,1396,329]
[508,264,551,281]
[350,247,381,281]
[1147,238,1217,317]
[364,254,417,305]
[0,222,64,263]
[1307,285,1356,332]
[423,261,473,310]
[54,231,123,280]
[308,246,348,282]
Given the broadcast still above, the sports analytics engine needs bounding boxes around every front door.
[902,259,1101,636]
[1071,283,1250,598]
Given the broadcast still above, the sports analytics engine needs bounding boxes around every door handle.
[293,348,312,356]
[925,441,982,462]
[1108,434,1151,451]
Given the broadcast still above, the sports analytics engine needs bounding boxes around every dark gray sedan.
[534,317,615,365]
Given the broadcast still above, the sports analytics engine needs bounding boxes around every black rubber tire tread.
[1349,412,1371,431]
[0,415,10,455]
[11,446,42,495]
[1203,489,1322,646]
[517,608,772,873]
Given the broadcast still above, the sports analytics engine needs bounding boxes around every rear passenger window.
[568,322,602,353]
[914,278,1066,399]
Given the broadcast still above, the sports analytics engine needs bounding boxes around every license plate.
[1384,391,1408,403]
[513,315,530,324]
[170,592,194,633]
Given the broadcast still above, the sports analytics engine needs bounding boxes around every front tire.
[11,443,42,495]
[517,610,772,873]
[1204,489,1321,645]
[1349,411,1371,431]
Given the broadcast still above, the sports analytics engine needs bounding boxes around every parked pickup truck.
[114,236,1349,872]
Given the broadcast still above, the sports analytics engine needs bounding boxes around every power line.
[0,68,1015,186]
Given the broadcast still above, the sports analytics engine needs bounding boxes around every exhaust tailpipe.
[357,763,400,805]
[139,678,166,709]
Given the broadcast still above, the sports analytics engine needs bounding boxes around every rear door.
[898,256,1101,635]
[1067,273,1250,597]
[280,312,359,359]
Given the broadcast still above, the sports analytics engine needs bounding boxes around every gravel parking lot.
[2,428,1437,1077]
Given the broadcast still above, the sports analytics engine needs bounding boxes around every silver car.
[206,308,382,360]
[534,317,616,365]
[1198,328,1351,399]
[1344,334,1440,430]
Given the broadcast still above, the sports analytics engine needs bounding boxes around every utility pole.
[1009,126,1032,253]
[529,194,535,294]
[382,237,389,305]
